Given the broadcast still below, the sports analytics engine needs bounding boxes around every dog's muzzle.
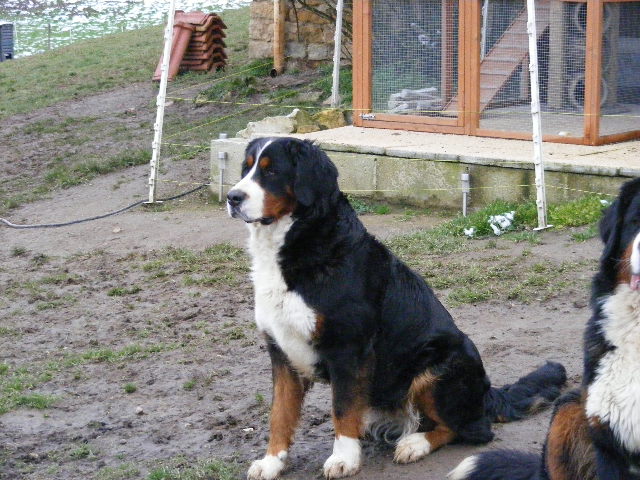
[226,189,274,225]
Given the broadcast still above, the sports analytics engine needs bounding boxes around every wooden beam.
[584,0,603,144]
[441,0,456,104]
[272,0,286,75]
[352,0,363,126]
[465,0,481,134]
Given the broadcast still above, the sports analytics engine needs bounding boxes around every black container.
[0,23,14,61]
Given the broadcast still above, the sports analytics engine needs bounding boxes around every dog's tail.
[485,361,566,422]
[448,450,542,480]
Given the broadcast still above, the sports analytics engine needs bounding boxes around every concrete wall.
[210,137,629,210]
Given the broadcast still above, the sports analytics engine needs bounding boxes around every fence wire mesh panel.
[478,0,611,139]
[371,0,459,118]
[599,1,640,138]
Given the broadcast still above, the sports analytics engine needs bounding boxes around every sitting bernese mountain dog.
[449,177,640,480]
[226,137,567,480]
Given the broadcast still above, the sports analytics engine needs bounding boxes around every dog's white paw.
[393,433,431,464]
[323,436,361,479]
[247,453,287,480]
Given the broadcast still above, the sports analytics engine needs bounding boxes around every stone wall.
[249,0,351,67]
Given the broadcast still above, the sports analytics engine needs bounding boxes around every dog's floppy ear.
[599,178,640,263]
[599,197,622,260]
[289,140,339,207]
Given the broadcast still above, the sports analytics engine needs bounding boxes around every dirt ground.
[0,83,602,480]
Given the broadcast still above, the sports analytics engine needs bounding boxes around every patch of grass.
[97,464,141,480]
[31,253,50,266]
[387,228,469,260]
[108,285,142,297]
[36,296,76,311]
[225,326,246,341]
[183,380,197,391]
[0,364,9,375]
[150,244,249,287]
[389,228,595,306]
[123,383,137,394]
[147,457,242,480]
[503,231,543,245]
[0,328,18,337]
[373,204,392,215]
[346,195,374,214]
[447,287,492,305]
[315,64,353,107]
[70,444,98,460]
[199,59,274,102]
[442,195,608,239]
[23,117,96,135]
[0,343,175,415]
[10,246,27,257]
[571,223,599,242]
[44,150,151,190]
[548,196,608,227]
[0,26,165,119]
[14,393,56,410]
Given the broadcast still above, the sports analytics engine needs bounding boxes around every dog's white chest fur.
[586,285,640,452]
[247,217,319,378]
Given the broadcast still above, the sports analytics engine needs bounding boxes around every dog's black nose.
[227,190,247,207]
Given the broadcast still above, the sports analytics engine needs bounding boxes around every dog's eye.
[263,168,276,177]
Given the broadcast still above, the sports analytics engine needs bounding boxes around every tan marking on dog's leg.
[266,362,306,456]
[395,371,456,464]
[248,362,306,480]
[323,365,369,479]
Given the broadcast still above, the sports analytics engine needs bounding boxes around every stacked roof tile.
[153,11,227,81]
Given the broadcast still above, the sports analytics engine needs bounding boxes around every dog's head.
[226,137,339,225]
[598,178,640,291]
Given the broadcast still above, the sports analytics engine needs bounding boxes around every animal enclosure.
[352,0,640,145]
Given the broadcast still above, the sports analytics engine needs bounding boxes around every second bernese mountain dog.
[449,177,640,480]
[226,137,567,480]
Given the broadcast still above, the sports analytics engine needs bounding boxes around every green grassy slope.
[0,8,250,119]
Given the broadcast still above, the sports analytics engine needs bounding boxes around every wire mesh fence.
[371,0,459,118]
[359,0,640,144]
[599,1,640,137]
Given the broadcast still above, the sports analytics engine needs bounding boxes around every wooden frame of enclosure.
[352,0,640,145]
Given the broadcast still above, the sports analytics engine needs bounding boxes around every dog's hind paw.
[323,436,361,479]
[394,433,432,464]
[247,453,286,480]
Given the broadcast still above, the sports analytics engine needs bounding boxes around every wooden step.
[441,0,549,115]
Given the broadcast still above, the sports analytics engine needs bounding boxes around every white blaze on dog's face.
[629,233,640,291]
[618,193,640,291]
[226,138,298,226]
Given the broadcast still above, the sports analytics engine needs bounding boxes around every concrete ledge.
[210,129,637,208]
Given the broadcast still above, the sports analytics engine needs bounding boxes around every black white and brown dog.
[449,177,640,480]
[226,137,567,480]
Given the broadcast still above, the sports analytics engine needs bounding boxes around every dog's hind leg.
[248,339,309,480]
[394,372,457,464]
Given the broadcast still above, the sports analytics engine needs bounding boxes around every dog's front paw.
[323,436,361,479]
[393,433,431,464]
[247,453,287,480]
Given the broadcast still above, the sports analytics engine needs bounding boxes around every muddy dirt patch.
[0,198,599,479]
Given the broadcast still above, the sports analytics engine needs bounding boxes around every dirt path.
[0,164,600,479]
